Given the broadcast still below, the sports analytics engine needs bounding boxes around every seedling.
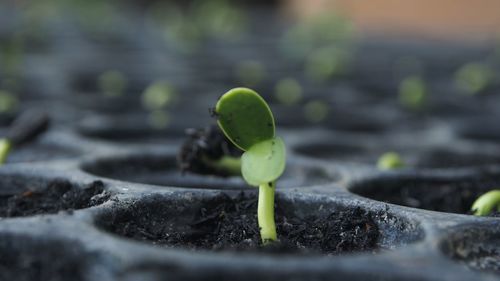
[98,70,127,97]
[455,63,494,95]
[215,88,286,243]
[0,35,24,79]
[398,76,427,111]
[274,78,303,106]
[0,90,18,113]
[235,60,265,87]
[281,13,354,62]
[303,99,329,123]
[305,46,350,82]
[471,190,500,216]
[141,80,176,111]
[0,110,50,164]
[377,152,405,170]
[192,0,248,40]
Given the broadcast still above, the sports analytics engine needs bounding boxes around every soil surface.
[0,179,110,217]
[352,176,500,214]
[105,193,379,255]
[178,125,242,176]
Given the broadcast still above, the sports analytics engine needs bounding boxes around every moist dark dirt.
[0,179,110,217]
[178,125,242,176]
[353,176,500,214]
[107,193,379,255]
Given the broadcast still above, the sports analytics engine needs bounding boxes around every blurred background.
[1,0,500,149]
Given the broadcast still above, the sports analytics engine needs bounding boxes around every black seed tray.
[2,2,500,281]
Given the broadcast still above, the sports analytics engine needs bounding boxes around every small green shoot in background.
[399,76,427,111]
[305,47,350,82]
[142,80,176,111]
[235,60,266,87]
[377,152,405,170]
[471,190,500,216]
[274,78,303,106]
[303,99,329,123]
[0,90,19,114]
[98,70,127,97]
[141,80,177,130]
[455,63,494,95]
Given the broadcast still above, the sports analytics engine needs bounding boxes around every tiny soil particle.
[108,193,379,255]
[0,179,110,217]
[178,125,241,176]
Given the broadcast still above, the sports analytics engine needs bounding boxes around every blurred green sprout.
[377,152,405,170]
[305,47,351,82]
[471,190,500,216]
[98,70,127,97]
[399,76,427,111]
[0,35,24,79]
[303,100,329,123]
[455,63,494,95]
[150,0,247,54]
[192,0,248,40]
[215,87,286,244]
[235,60,266,87]
[274,78,303,105]
[0,90,19,113]
[141,80,176,111]
[281,13,354,61]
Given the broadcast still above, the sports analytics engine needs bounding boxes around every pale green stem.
[258,181,277,243]
[0,138,11,165]
[203,155,241,176]
[472,190,500,216]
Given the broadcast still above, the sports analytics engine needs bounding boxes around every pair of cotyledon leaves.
[215,88,286,186]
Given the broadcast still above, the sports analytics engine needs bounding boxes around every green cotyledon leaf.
[215,87,274,151]
[241,137,286,186]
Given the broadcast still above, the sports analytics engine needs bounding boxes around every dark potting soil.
[0,179,110,217]
[108,193,379,255]
[352,176,500,215]
[178,125,242,176]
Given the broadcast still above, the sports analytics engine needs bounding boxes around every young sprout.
[98,70,127,97]
[281,12,354,61]
[471,190,500,216]
[305,47,350,82]
[0,110,50,164]
[141,80,176,111]
[0,90,18,113]
[398,76,427,111]
[192,0,248,40]
[303,99,329,123]
[455,63,494,95]
[235,60,266,87]
[274,78,303,106]
[0,35,24,79]
[215,88,286,243]
[377,152,405,170]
